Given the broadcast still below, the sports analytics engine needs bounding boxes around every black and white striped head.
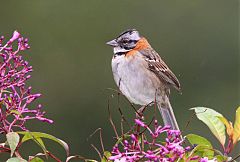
[106,29,141,55]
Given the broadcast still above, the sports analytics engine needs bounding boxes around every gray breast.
[111,53,164,105]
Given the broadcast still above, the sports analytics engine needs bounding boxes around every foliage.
[192,106,240,159]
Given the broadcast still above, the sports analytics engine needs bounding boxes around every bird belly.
[112,54,162,105]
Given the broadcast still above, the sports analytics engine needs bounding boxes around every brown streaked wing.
[139,49,181,91]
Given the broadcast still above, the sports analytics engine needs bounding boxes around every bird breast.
[111,52,164,105]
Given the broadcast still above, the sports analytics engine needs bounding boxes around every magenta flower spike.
[0,31,52,134]
[109,118,190,162]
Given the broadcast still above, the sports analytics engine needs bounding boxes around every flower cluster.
[0,31,52,134]
[109,119,191,162]
[200,157,217,162]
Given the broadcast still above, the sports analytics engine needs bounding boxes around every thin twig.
[106,88,140,116]
[230,153,240,162]
[47,151,61,162]
[118,107,130,128]
[139,117,154,135]
[120,119,124,144]
[87,128,105,154]
[108,98,119,138]
[182,109,208,134]
[183,111,196,133]
[91,144,102,160]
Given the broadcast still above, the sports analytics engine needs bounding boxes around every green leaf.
[191,107,226,146]
[6,132,20,157]
[215,155,226,161]
[187,145,210,160]
[186,134,214,158]
[6,157,27,162]
[21,132,47,152]
[18,131,69,156]
[187,134,212,147]
[218,116,233,138]
[29,157,44,162]
[101,151,112,162]
[233,106,240,144]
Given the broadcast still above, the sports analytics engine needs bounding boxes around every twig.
[118,107,130,128]
[183,111,196,133]
[47,151,61,162]
[183,109,208,134]
[230,153,240,162]
[139,117,154,135]
[91,144,102,160]
[106,88,140,116]
[87,128,105,154]
[107,98,119,138]
[120,118,124,139]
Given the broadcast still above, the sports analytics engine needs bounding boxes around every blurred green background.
[0,0,239,161]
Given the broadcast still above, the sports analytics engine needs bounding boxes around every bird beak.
[106,39,118,47]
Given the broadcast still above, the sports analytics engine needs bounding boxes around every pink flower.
[8,30,20,44]
[109,118,190,161]
[0,31,52,133]
[200,157,217,162]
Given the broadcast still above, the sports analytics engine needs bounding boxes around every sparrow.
[106,29,180,130]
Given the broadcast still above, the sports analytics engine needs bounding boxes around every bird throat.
[113,46,130,56]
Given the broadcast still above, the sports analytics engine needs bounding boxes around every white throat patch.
[113,46,130,54]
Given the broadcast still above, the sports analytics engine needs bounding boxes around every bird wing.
[139,48,181,91]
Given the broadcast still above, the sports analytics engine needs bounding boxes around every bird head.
[106,29,142,55]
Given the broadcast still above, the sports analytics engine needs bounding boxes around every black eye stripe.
[123,46,134,50]
[115,52,126,56]
[129,40,138,43]
[121,40,137,44]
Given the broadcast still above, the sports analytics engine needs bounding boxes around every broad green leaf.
[191,107,226,146]
[233,106,240,144]
[187,134,212,147]
[21,133,47,152]
[187,144,211,160]
[101,151,112,162]
[29,157,44,162]
[18,131,69,156]
[215,155,226,161]
[218,116,233,137]
[6,132,20,157]
[6,157,27,162]
[186,134,214,158]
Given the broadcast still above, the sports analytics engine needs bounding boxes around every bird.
[106,29,181,130]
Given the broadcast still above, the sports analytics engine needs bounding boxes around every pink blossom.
[0,31,52,133]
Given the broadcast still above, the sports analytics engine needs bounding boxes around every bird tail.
[157,97,180,130]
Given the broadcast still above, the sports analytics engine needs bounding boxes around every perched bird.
[106,29,181,130]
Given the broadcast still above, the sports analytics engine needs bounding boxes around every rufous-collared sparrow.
[106,29,181,130]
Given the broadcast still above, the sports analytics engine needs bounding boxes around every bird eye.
[122,39,129,44]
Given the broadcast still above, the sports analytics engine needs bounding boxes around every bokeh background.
[0,0,239,161]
